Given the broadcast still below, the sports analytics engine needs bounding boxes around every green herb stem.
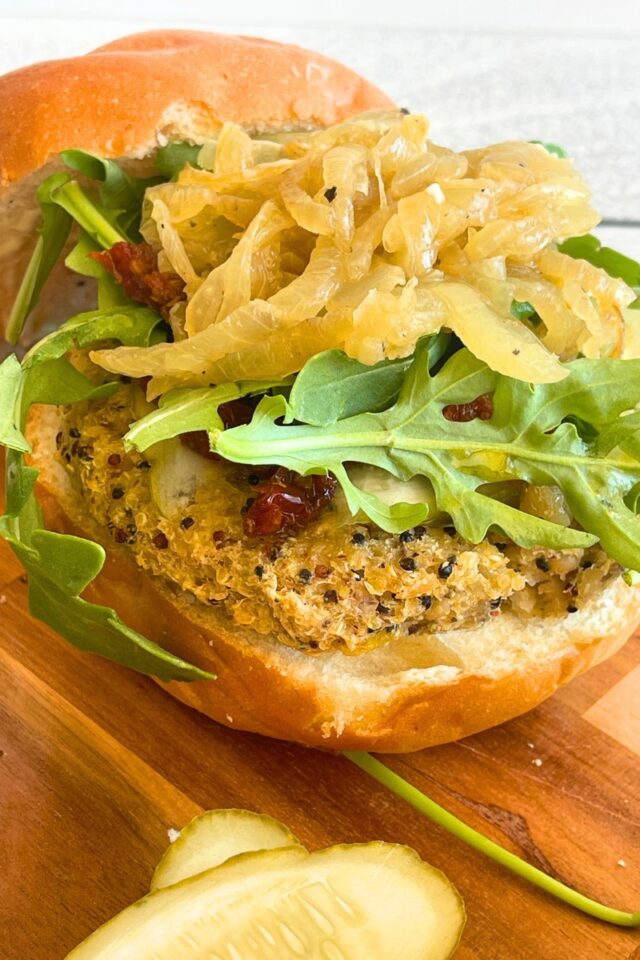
[53,180,126,249]
[5,236,44,344]
[344,751,640,927]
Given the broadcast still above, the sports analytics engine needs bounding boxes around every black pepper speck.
[438,556,456,579]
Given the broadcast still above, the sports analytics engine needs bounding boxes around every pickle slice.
[151,809,300,890]
[66,842,465,959]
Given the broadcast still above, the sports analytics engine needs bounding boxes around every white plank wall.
[1,15,639,254]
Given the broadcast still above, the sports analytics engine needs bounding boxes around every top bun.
[0,30,394,340]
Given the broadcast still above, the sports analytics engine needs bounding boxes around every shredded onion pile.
[91,111,635,394]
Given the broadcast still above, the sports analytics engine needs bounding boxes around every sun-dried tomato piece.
[442,393,493,422]
[179,399,258,461]
[89,242,186,319]
[180,430,221,461]
[244,468,337,537]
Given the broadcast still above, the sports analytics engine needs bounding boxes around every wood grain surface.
[1,533,639,959]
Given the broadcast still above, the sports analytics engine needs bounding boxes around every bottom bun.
[27,405,640,752]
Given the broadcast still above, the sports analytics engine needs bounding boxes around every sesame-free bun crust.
[0,30,393,187]
[0,29,394,342]
[26,405,640,753]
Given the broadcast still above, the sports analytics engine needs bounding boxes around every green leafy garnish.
[530,140,569,158]
[61,149,161,240]
[65,231,131,309]
[288,335,450,428]
[0,321,211,683]
[5,149,156,343]
[1,517,213,682]
[0,355,31,452]
[22,304,163,370]
[289,352,412,427]
[5,173,74,344]
[155,142,202,178]
[125,379,289,452]
[214,343,640,566]
[510,300,540,325]
[50,177,127,249]
[345,752,640,927]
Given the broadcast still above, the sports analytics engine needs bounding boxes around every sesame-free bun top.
[0,29,393,186]
[0,29,394,341]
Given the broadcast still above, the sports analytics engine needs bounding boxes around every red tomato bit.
[90,242,186,319]
[244,468,337,537]
[442,393,493,422]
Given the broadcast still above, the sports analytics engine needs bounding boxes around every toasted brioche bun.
[7,31,640,752]
[0,29,393,342]
[26,405,640,752]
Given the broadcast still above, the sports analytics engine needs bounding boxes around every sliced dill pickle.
[66,842,465,959]
[151,809,300,890]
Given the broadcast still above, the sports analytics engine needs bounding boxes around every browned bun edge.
[0,29,394,189]
[24,405,640,752]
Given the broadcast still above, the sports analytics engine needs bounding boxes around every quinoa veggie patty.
[59,384,621,653]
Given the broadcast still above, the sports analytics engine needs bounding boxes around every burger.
[2,30,640,753]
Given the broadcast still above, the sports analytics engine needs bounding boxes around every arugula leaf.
[333,464,429,533]
[0,516,212,682]
[289,335,450,428]
[23,305,163,369]
[155,142,202,178]
[214,344,640,566]
[125,378,291,451]
[530,140,568,158]
[559,234,640,293]
[61,149,161,240]
[0,355,30,452]
[510,300,541,327]
[5,173,74,344]
[65,231,131,309]
[49,177,126,249]
[1,316,210,681]
[289,352,412,427]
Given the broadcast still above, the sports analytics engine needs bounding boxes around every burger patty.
[58,384,622,654]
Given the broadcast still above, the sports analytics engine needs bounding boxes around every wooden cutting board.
[1,532,639,960]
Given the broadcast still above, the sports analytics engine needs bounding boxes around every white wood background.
[1,7,639,257]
